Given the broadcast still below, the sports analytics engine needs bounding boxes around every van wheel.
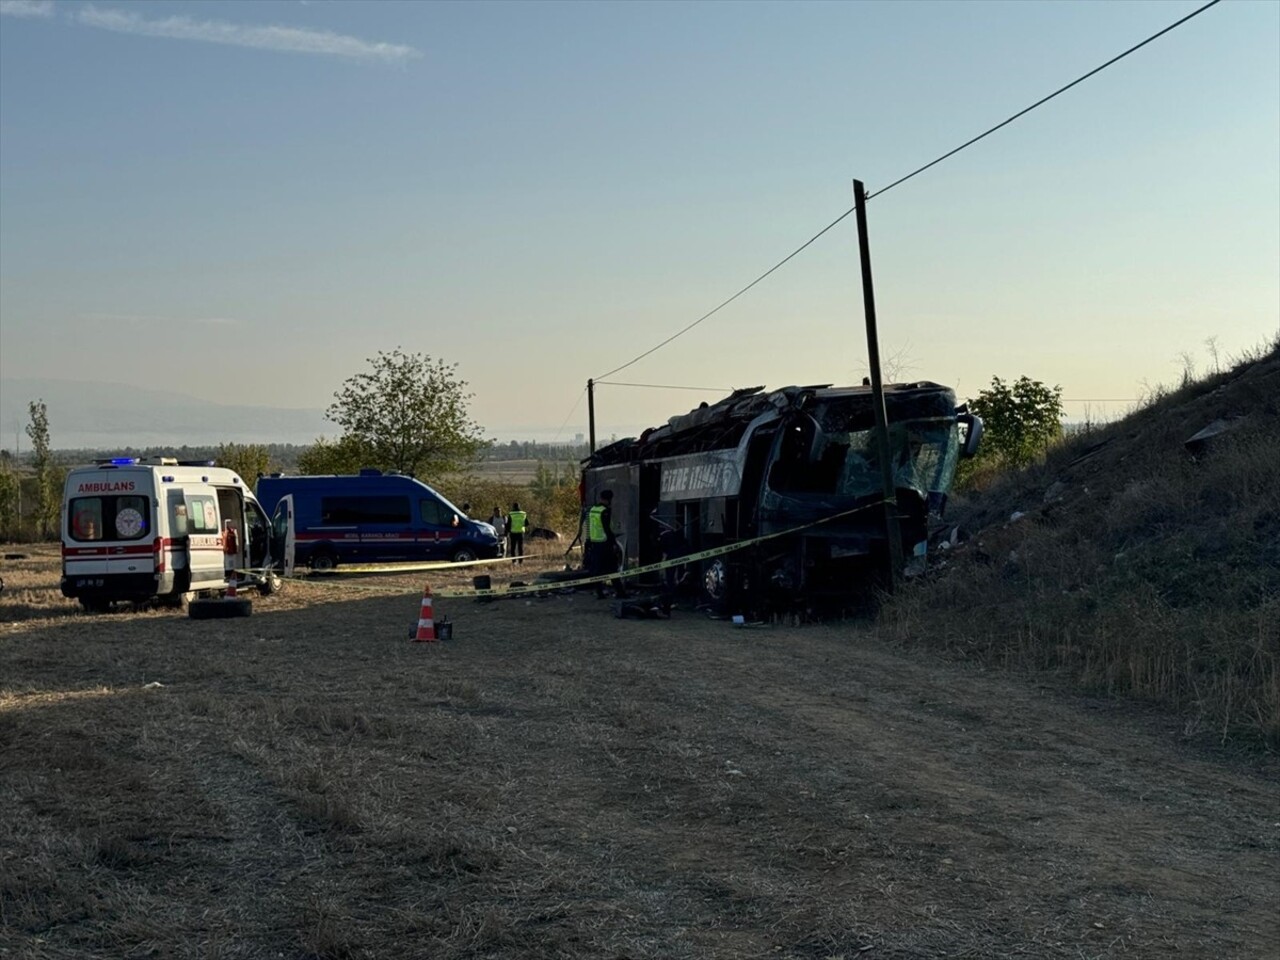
[189,598,253,620]
[451,546,478,563]
[309,549,337,573]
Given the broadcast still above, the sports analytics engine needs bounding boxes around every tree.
[320,349,485,478]
[296,435,372,476]
[26,399,62,539]
[965,375,1064,471]
[216,443,272,482]
[0,464,18,540]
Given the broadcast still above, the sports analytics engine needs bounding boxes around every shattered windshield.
[768,417,961,498]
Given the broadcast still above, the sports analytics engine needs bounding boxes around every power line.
[865,0,1222,200]
[593,0,1224,382]
[597,380,730,392]
[592,207,854,381]
[549,387,586,446]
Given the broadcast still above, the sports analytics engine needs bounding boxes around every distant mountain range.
[0,378,331,451]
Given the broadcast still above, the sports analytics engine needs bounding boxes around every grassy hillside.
[880,341,1280,747]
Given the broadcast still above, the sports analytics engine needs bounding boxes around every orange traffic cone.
[413,584,436,642]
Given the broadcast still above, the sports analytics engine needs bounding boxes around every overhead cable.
[593,0,1223,381]
[549,386,586,446]
[596,381,731,392]
[592,207,854,381]
[865,0,1222,200]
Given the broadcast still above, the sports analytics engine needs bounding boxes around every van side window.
[187,495,219,533]
[169,492,189,538]
[420,498,452,526]
[321,496,410,525]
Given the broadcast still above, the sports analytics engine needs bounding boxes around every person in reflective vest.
[508,502,528,564]
[586,489,626,599]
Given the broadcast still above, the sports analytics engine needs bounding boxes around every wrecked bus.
[581,381,981,613]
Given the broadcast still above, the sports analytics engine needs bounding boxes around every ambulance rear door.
[182,489,225,588]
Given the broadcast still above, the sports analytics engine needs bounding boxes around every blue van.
[256,470,501,571]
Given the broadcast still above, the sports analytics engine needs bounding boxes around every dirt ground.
[1,546,1277,959]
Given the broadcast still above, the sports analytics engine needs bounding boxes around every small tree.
[26,400,61,539]
[320,350,486,478]
[216,443,271,482]
[960,375,1064,481]
[0,463,19,540]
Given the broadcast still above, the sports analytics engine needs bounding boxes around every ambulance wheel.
[309,549,337,574]
[189,598,253,620]
[79,598,111,614]
[451,546,478,563]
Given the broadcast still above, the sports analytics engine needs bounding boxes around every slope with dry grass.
[880,343,1280,746]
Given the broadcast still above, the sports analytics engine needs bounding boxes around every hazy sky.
[1,0,1277,443]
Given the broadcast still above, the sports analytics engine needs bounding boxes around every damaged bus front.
[582,381,981,613]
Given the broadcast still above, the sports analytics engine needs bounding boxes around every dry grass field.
[1,545,1277,959]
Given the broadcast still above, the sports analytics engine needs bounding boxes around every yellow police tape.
[242,498,893,601]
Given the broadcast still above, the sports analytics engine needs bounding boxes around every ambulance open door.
[270,495,296,579]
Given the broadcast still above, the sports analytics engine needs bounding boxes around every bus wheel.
[309,549,337,574]
[189,598,253,620]
[702,559,734,613]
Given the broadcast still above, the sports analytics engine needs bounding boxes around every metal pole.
[853,179,903,592]
[587,379,596,454]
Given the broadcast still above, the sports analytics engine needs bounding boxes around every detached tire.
[188,598,253,620]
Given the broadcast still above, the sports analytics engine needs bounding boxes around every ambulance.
[61,458,280,612]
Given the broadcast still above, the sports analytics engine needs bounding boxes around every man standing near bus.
[508,501,527,565]
[586,489,626,599]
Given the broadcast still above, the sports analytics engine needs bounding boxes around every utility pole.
[587,378,596,454]
[853,178,903,592]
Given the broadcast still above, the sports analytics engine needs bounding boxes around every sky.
[1,0,1277,445]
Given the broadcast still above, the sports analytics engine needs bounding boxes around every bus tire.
[189,598,253,620]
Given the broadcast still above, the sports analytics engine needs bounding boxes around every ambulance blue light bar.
[111,458,139,465]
